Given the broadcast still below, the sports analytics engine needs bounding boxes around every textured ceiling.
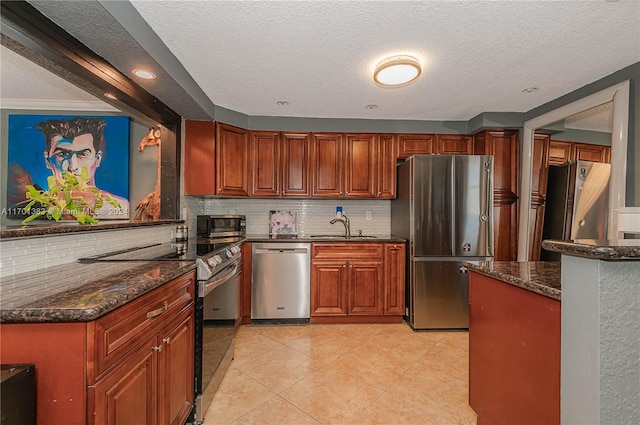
[10,1,640,122]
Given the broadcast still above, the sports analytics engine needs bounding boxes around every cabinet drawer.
[311,243,383,260]
[90,271,195,381]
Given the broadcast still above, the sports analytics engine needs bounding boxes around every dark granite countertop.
[0,260,196,323]
[0,220,183,240]
[542,239,640,260]
[465,261,561,300]
[246,234,407,243]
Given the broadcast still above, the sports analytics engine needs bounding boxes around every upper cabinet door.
[397,134,435,159]
[216,123,249,196]
[436,134,474,155]
[574,143,611,163]
[344,134,376,198]
[548,140,574,165]
[281,132,311,197]
[250,131,280,197]
[184,120,215,196]
[377,134,397,199]
[312,133,344,197]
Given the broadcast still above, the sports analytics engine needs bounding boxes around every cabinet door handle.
[342,264,346,268]
[151,345,163,352]
[147,301,168,319]
[162,337,171,344]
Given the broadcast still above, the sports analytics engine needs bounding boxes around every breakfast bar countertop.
[0,260,196,323]
[541,239,640,260]
[464,261,561,300]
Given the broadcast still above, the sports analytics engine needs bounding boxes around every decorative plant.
[22,167,120,225]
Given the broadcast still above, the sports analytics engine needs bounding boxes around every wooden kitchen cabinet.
[184,120,215,195]
[376,134,397,198]
[312,133,344,197]
[397,133,435,158]
[0,271,196,425]
[250,131,311,197]
[436,134,474,155]
[474,129,519,261]
[549,140,611,165]
[344,134,377,198]
[528,133,550,261]
[310,243,403,323]
[383,243,406,316]
[216,122,249,196]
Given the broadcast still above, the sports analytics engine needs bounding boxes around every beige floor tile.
[204,367,275,424]
[280,367,384,424]
[233,343,315,393]
[417,340,469,381]
[350,392,458,425]
[230,395,321,425]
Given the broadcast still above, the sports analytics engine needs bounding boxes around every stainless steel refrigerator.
[541,160,610,261]
[391,155,493,330]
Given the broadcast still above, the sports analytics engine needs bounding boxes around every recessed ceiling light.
[132,69,156,79]
[522,86,539,93]
[365,104,378,109]
[374,55,422,87]
[104,92,117,100]
[276,100,289,106]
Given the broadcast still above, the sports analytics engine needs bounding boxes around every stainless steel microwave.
[197,215,246,238]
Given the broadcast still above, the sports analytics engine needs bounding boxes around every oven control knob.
[231,246,241,254]
[207,257,219,266]
[214,255,223,263]
[225,249,232,258]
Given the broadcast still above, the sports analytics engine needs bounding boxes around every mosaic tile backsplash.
[193,198,391,236]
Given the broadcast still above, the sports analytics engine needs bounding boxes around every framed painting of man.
[6,114,130,220]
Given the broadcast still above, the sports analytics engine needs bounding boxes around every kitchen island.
[465,261,561,425]
[542,239,640,425]
[0,260,197,425]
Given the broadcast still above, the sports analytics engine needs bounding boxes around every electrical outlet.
[365,211,372,221]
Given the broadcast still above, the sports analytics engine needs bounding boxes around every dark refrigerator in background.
[391,155,493,330]
[541,160,611,261]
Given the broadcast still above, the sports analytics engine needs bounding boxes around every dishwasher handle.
[254,248,308,254]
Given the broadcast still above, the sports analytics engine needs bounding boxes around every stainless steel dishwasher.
[251,242,311,323]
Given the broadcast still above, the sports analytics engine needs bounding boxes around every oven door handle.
[203,262,239,297]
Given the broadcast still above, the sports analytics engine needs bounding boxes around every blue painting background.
[7,114,130,205]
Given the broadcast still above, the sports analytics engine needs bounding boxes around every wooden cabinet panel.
[312,243,383,260]
[250,131,280,196]
[377,134,397,198]
[469,272,560,425]
[347,262,383,315]
[397,134,435,158]
[158,309,194,425]
[384,243,405,316]
[548,140,573,165]
[312,133,343,197]
[281,132,311,196]
[90,339,158,425]
[574,143,610,163]
[436,134,474,155]
[344,134,376,198]
[216,122,249,196]
[474,130,519,261]
[311,262,347,315]
[184,120,215,195]
[529,134,550,261]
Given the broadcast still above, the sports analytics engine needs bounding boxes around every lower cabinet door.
[347,261,383,315]
[89,339,158,425]
[311,262,348,315]
[158,309,195,425]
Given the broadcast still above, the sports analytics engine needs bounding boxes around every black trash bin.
[1,364,36,425]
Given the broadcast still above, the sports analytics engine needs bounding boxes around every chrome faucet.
[330,214,350,237]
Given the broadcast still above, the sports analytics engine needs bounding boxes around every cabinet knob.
[342,264,346,268]
[151,345,163,352]
[162,337,171,344]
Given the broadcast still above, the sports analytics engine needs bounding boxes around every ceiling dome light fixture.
[132,69,156,80]
[374,55,422,87]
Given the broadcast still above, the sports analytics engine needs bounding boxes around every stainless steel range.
[79,235,244,425]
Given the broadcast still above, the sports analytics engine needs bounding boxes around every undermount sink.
[309,235,378,239]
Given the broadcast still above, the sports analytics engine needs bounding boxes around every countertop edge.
[542,239,640,260]
[465,261,562,301]
[0,220,184,240]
